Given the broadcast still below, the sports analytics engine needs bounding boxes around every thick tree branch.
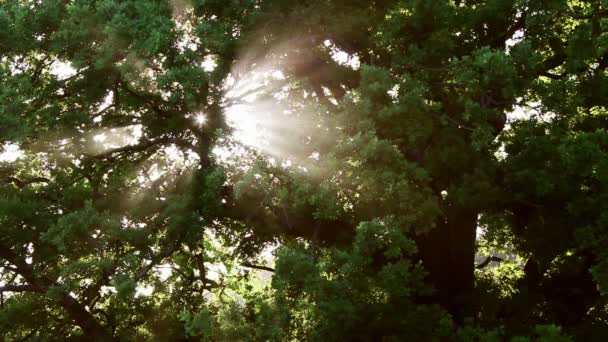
[476,256,504,269]
[0,243,112,339]
[86,136,174,160]
[1,176,50,188]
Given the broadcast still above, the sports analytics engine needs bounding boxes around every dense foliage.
[1,0,608,340]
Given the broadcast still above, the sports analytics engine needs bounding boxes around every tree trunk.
[419,204,478,320]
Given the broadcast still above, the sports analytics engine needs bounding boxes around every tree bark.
[419,204,478,320]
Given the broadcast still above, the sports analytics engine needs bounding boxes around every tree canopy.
[1,0,608,340]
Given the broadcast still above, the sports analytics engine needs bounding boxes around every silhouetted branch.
[92,104,115,118]
[1,176,50,188]
[538,71,564,80]
[203,278,221,289]
[134,242,182,282]
[87,137,173,160]
[241,263,275,272]
[476,256,504,269]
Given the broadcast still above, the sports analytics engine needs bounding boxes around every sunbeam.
[218,49,327,167]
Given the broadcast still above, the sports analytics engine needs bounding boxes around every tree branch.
[476,256,504,269]
[203,277,221,289]
[0,243,111,338]
[86,137,173,160]
[134,242,182,282]
[241,263,275,272]
[1,176,50,188]
[538,71,565,80]
[92,104,115,118]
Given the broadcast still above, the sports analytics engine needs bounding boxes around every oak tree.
[1,0,608,340]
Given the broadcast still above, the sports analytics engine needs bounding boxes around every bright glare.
[224,104,263,148]
[202,55,218,72]
[0,143,24,162]
[325,39,360,69]
[49,60,77,80]
[195,113,207,126]
[157,264,173,281]
[135,284,154,297]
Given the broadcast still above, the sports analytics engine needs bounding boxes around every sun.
[194,113,207,126]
